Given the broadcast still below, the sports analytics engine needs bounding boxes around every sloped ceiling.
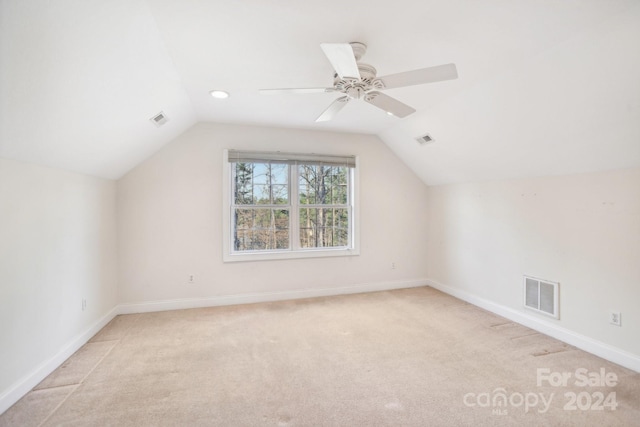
[1,0,639,182]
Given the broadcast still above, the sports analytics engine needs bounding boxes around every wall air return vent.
[416,133,434,145]
[150,111,169,127]
[523,275,559,318]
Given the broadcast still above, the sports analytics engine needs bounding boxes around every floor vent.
[416,133,434,145]
[150,111,169,127]
[523,275,559,318]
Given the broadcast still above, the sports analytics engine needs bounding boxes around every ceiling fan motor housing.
[334,63,384,99]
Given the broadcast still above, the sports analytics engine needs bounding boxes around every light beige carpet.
[1,287,638,426]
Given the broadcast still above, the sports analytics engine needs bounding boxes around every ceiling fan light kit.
[260,42,458,122]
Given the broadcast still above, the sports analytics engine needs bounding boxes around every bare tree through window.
[230,154,353,254]
[234,162,289,251]
[298,164,349,248]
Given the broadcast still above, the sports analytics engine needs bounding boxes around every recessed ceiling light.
[209,90,229,99]
[386,111,394,116]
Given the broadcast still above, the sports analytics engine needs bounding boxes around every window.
[223,150,358,261]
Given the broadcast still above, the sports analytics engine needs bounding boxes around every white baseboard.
[426,279,640,373]
[0,306,119,415]
[118,279,429,314]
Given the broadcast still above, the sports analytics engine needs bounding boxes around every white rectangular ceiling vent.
[416,133,434,145]
[523,275,559,318]
[150,111,169,127]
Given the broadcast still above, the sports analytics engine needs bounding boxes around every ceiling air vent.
[416,133,434,145]
[523,275,559,318]
[150,111,169,127]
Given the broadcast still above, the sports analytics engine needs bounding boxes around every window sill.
[223,247,360,263]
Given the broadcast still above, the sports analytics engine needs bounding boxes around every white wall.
[117,123,429,304]
[427,168,640,357]
[0,157,118,404]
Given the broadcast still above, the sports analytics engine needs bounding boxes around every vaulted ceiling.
[1,0,639,183]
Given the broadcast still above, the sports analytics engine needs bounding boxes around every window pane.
[299,164,348,205]
[331,167,348,204]
[234,163,254,205]
[272,184,288,205]
[270,163,288,184]
[299,207,349,248]
[234,208,290,251]
[253,184,271,204]
[235,162,288,205]
[252,163,269,184]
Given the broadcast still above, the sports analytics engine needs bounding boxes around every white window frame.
[222,149,360,262]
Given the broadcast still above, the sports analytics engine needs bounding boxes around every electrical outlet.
[188,275,195,284]
[391,262,396,270]
[82,298,87,311]
[609,311,621,326]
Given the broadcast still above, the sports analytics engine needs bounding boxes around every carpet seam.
[509,332,541,340]
[36,316,138,424]
[36,384,79,427]
[32,382,80,392]
[37,340,119,427]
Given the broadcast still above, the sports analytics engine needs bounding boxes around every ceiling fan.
[260,42,458,122]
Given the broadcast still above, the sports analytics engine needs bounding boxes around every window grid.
[231,161,352,253]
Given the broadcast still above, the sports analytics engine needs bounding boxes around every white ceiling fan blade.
[379,63,458,89]
[364,91,416,118]
[316,96,349,122]
[320,43,360,79]
[259,87,335,95]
